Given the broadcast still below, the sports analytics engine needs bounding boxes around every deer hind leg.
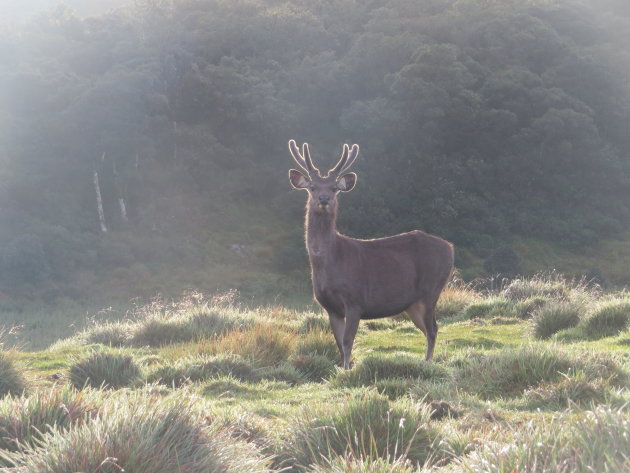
[406,301,438,361]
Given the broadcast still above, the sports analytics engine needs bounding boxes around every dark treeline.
[1,0,630,301]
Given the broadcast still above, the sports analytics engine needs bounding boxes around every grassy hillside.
[1,276,629,472]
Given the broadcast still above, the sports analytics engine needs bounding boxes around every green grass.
[3,281,630,472]
[0,352,26,398]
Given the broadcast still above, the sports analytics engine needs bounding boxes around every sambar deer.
[288,140,454,368]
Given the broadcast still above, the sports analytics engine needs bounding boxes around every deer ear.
[289,169,310,189]
[337,172,357,192]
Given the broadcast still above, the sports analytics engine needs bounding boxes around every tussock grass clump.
[0,352,25,398]
[296,328,340,362]
[334,354,448,388]
[279,392,440,470]
[502,275,569,301]
[2,394,271,473]
[292,354,336,382]
[513,296,548,319]
[214,323,296,366]
[258,363,305,385]
[462,298,513,319]
[0,386,97,457]
[81,321,132,346]
[299,314,331,334]
[129,315,192,347]
[459,407,630,473]
[435,286,480,320]
[308,456,416,473]
[69,350,142,389]
[581,300,630,339]
[453,345,622,400]
[523,374,608,409]
[531,301,581,339]
[148,354,258,387]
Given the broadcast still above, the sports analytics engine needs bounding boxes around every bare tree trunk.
[93,165,107,233]
[118,197,128,222]
[112,160,129,223]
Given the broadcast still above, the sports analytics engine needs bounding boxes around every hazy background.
[1,0,630,321]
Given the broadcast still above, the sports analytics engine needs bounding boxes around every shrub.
[459,407,630,473]
[279,392,440,470]
[2,394,270,473]
[214,323,296,366]
[581,300,630,339]
[0,386,96,457]
[0,353,25,398]
[333,354,448,388]
[69,350,142,389]
[531,302,581,339]
[148,354,258,387]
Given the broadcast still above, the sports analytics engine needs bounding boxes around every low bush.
[334,355,448,388]
[2,394,271,473]
[0,352,25,398]
[531,301,581,339]
[69,350,142,389]
[581,300,630,339]
[278,392,440,470]
[0,386,96,458]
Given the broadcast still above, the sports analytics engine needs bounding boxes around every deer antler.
[288,140,318,174]
[331,144,359,176]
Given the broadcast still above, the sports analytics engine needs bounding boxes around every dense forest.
[1,0,630,307]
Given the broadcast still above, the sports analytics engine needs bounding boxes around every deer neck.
[305,205,337,263]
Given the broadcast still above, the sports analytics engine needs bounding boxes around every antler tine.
[302,143,318,173]
[339,144,359,175]
[330,144,349,175]
[288,139,308,173]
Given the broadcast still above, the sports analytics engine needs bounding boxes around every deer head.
[288,140,359,213]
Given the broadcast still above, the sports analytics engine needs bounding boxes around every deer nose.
[319,195,330,205]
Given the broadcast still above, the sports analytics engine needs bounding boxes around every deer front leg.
[327,312,345,364]
[341,311,361,369]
